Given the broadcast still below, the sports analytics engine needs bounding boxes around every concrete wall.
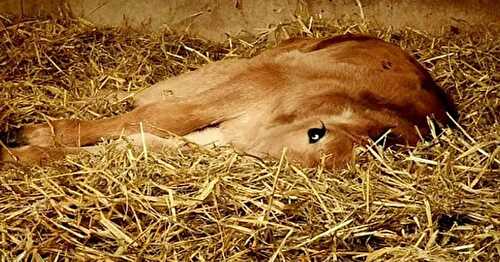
[1,0,499,40]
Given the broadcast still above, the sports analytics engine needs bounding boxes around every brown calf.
[0,34,458,168]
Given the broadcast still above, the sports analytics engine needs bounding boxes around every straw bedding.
[0,15,498,261]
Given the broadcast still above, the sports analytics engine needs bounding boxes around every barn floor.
[0,16,498,261]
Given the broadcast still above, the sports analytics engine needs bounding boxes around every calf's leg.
[11,98,230,148]
[1,85,248,164]
[0,132,189,165]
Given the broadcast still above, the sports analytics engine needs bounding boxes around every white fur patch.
[327,108,355,124]
[184,127,226,146]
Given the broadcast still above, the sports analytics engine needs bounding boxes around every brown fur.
[0,34,458,168]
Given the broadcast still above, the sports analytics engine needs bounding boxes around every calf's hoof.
[0,128,26,147]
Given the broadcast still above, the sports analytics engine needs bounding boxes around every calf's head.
[240,35,457,168]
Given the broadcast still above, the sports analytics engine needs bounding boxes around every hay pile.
[0,15,498,261]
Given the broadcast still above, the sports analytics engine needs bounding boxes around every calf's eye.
[307,121,327,144]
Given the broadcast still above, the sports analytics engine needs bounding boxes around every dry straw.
[0,14,498,261]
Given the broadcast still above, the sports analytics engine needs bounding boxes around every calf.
[0,34,458,168]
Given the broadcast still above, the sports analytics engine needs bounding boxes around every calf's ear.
[298,34,377,53]
[274,34,377,54]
